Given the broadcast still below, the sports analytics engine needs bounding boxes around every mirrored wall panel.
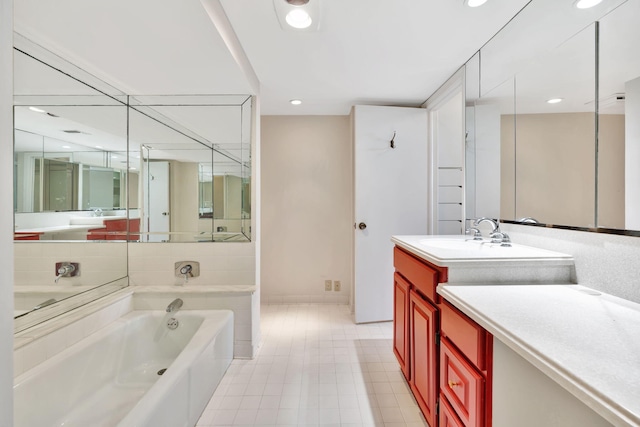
[129,95,252,243]
[13,36,254,331]
[465,0,630,232]
[13,38,130,330]
[598,0,640,231]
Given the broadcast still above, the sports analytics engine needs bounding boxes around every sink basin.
[418,239,488,250]
[394,235,574,263]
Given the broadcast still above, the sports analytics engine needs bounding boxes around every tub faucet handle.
[175,261,199,285]
[465,227,483,240]
[180,264,192,283]
[55,262,79,283]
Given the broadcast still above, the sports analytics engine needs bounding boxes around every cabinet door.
[440,337,484,427]
[393,273,411,379]
[410,289,438,427]
[440,394,466,427]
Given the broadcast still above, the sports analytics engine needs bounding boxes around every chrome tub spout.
[166,298,183,313]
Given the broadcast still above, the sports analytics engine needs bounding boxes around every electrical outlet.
[325,280,332,291]
[334,280,341,292]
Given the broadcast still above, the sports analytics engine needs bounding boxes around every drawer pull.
[448,380,460,388]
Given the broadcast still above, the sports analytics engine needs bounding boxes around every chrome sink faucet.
[166,298,183,313]
[474,217,500,233]
[473,217,511,246]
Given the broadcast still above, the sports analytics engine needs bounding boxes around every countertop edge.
[437,285,638,427]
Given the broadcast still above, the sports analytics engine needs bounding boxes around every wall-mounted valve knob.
[175,261,199,285]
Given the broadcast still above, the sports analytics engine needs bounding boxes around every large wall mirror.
[129,95,252,243]
[13,36,253,332]
[467,0,635,234]
[13,37,130,332]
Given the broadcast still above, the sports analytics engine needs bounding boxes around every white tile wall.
[127,242,256,287]
[14,242,128,287]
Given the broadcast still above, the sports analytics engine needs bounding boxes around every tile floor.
[196,304,428,427]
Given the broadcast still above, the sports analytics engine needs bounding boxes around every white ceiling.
[14,0,533,116]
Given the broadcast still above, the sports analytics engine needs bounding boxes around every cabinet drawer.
[440,300,488,370]
[440,338,484,427]
[394,247,447,302]
[439,394,466,427]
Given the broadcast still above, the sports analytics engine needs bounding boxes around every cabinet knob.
[448,380,459,388]
[358,222,367,230]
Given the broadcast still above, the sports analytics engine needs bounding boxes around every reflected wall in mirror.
[510,23,597,228]
[129,95,252,243]
[598,0,640,231]
[465,0,632,232]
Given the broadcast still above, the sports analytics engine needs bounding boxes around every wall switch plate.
[334,280,341,292]
[325,280,332,291]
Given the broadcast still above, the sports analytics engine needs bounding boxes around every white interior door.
[144,161,170,242]
[354,105,429,323]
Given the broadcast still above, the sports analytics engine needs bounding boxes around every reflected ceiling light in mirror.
[28,106,46,113]
[547,98,564,104]
[574,0,603,9]
[290,99,302,105]
[464,0,488,7]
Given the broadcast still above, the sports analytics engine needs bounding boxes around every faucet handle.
[465,227,483,240]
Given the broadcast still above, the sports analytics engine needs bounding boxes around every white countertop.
[393,235,574,267]
[438,284,640,427]
[15,224,106,234]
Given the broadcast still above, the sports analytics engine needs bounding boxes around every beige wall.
[261,115,352,303]
[501,113,624,228]
[170,161,199,241]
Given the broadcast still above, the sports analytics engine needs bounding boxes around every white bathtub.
[14,309,234,427]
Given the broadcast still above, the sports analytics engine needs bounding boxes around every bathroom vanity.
[391,236,637,427]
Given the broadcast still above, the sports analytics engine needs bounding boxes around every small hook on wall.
[390,131,396,149]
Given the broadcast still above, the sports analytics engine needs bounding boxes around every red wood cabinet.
[394,273,411,379]
[393,245,493,427]
[87,218,140,241]
[440,395,466,427]
[439,300,493,427]
[440,338,484,427]
[410,289,438,427]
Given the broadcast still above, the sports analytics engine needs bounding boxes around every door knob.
[358,222,367,230]
[162,212,169,216]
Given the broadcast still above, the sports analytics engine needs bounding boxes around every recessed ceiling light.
[286,8,312,28]
[547,98,564,104]
[465,0,488,7]
[62,145,71,149]
[95,145,103,149]
[29,107,46,113]
[290,99,302,105]
[111,155,118,159]
[574,0,603,9]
